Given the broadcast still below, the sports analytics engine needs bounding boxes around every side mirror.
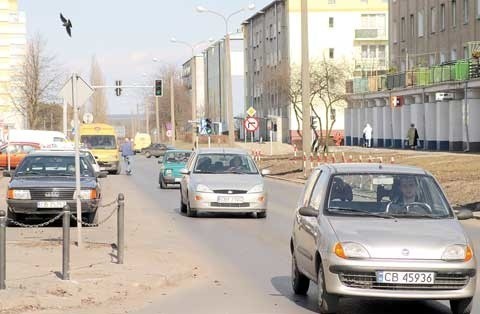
[180,168,190,175]
[3,171,11,177]
[261,169,271,176]
[96,171,108,179]
[456,208,474,220]
[299,206,319,217]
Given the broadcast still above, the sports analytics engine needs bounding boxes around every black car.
[4,151,105,224]
[142,143,175,158]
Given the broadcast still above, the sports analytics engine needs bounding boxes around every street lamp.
[170,37,212,148]
[196,3,255,146]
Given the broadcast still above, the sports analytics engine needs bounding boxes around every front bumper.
[323,253,477,300]
[98,160,119,171]
[189,191,267,213]
[7,199,99,215]
[163,175,182,184]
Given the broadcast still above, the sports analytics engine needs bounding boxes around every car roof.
[165,149,192,153]
[27,150,88,157]
[196,148,249,155]
[323,163,429,175]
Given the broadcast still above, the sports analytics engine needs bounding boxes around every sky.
[18,0,271,114]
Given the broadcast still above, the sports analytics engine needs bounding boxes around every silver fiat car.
[290,163,476,314]
[179,148,269,218]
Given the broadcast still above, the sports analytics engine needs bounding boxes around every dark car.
[142,143,175,158]
[5,151,105,224]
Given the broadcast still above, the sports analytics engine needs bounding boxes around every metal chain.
[98,199,118,208]
[71,205,118,227]
[7,212,65,228]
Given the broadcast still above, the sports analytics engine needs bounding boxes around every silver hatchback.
[179,148,269,218]
[290,164,476,314]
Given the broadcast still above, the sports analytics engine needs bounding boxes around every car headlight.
[196,184,213,193]
[164,169,173,176]
[74,189,97,200]
[442,244,473,262]
[248,184,264,193]
[334,242,370,259]
[7,189,31,200]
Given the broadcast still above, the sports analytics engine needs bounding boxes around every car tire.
[291,253,310,295]
[450,298,473,314]
[145,152,152,158]
[186,199,197,217]
[87,211,99,225]
[317,261,339,314]
[256,211,267,218]
[160,175,167,189]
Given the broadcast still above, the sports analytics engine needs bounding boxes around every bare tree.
[89,55,108,123]
[11,34,64,129]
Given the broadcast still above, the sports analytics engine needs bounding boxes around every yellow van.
[134,133,152,153]
[79,123,120,174]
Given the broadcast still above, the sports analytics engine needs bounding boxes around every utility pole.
[63,98,68,136]
[301,0,312,173]
[170,74,176,146]
[155,95,160,143]
[225,33,234,146]
[191,56,197,147]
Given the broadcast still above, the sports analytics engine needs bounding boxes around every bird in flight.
[60,13,72,37]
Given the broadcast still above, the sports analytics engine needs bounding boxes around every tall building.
[182,55,205,118]
[243,0,389,143]
[0,0,26,139]
[203,33,244,135]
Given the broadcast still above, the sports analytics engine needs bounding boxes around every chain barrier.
[71,204,118,227]
[98,199,118,208]
[7,212,65,228]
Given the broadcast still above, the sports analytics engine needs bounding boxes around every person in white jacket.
[362,123,373,148]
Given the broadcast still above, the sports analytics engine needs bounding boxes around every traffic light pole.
[155,96,160,143]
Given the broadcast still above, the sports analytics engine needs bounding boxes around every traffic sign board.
[246,106,256,117]
[244,117,259,132]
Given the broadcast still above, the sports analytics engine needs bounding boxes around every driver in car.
[397,176,418,205]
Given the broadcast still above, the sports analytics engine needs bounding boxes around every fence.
[0,193,125,289]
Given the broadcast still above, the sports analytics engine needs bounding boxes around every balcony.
[354,29,387,40]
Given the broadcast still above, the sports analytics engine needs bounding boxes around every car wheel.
[291,253,310,295]
[317,261,339,314]
[450,298,473,314]
[87,211,99,225]
[180,195,187,213]
[186,199,197,217]
[256,211,267,218]
[145,152,152,158]
[160,175,167,189]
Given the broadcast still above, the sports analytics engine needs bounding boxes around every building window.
[418,10,424,37]
[401,17,406,41]
[452,0,457,27]
[464,46,469,58]
[329,48,335,59]
[393,20,398,43]
[410,14,415,38]
[369,45,377,58]
[440,52,446,63]
[463,0,469,23]
[361,45,368,58]
[431,7,436,33]
[451,48,457,60]
[440,4,446,31]
[329,17,334,28]
[378,45,386,59]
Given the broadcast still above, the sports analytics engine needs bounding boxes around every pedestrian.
[120,138,134,175]
[407,123,419,150]
[362,123,373,148]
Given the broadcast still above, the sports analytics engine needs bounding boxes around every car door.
[294,169,321,277]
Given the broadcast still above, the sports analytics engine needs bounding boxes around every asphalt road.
[129,156,480,314]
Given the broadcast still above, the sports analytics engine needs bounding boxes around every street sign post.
[244,116,259,132]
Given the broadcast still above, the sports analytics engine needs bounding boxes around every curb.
[265,175,305,185]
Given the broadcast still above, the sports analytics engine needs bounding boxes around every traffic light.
[205,118,213,135]
[155,79,163,97]
[115,80,122,96]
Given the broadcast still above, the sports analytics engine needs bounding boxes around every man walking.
[362,123,373,148]
[407,123,419,150]
[120,138,134,175]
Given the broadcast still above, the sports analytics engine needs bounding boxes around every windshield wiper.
[16,171,44,176]
[391,213,449,219]
[328,207,395,219]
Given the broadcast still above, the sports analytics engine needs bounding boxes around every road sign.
[59,75,94,107]
[244,117,259,132]
[83,112,94,124]
[166,129,172,138]
[246,106,256,117]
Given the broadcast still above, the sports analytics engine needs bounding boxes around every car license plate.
[218,196,244,203]
[37,201,67,209]
[174,178,181,183]
[376,271,435,284]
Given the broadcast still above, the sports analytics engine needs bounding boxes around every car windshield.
[15,156,94,177]
[326,173,453,219]
[164,151,191,163]
[193,153,258,174]
[81,135,116,149]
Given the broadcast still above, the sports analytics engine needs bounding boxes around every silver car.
[179,148,270,218]
[290,163,476,314]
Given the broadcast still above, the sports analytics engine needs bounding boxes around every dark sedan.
[5,151,105,224]
[142,143,175,158]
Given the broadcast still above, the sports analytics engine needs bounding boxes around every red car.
[0,142,41,169]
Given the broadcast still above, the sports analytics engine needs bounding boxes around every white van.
[6,130,73,149]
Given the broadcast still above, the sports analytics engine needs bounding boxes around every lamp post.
[196,4,255,146]
[170,38,211,148]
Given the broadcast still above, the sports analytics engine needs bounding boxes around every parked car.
[179,148,270,218]
[0,142,41,169]
[290,163,476,314]
[5,150,105,224]
[158,149,192,189]
[142,143,174,158]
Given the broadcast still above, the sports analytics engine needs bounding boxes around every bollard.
[117,193,125,264]
[62,206,70,280]
[0,210,6,289]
